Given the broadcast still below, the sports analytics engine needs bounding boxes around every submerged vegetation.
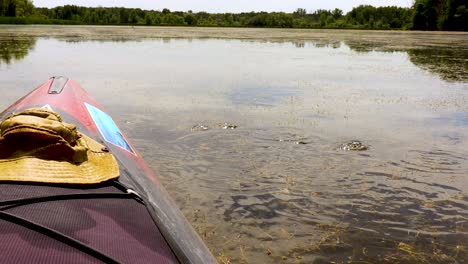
[0,0,466,30]
[288,224,466,264]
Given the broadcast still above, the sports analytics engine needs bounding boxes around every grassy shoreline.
[0,16,81,25]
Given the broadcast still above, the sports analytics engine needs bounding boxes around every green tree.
[413,3,427,29]
[162,13,184,25]
[129,10,138,23]
[119,8,129,23]
[247,12,268,26]
[410,0,468,30]
[223,13,234,25]
[184,13,197,25]
[109,13,119,24]
[332,8,343,19]
[144,12,152,25]
[153,13,161,25]
[5,0,16,16]
[319,12,327,26]
[443,0,468,30]
[15,0,33,17]
[162,8,170,15]
[293,8,306,18]
[390,17,402,28]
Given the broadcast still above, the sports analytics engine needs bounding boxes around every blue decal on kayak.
[85,103,134,154]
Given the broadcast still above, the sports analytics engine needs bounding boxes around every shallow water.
[1,26,467,263]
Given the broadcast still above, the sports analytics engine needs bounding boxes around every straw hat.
[0,108,119,184]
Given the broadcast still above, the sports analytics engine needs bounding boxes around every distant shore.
[1,1,466,31]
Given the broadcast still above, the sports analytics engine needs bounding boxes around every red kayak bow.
[0,77,216,264]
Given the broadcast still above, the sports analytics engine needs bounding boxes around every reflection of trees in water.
[293,41,305,48]
[63,38,146,43]
[0,37,36,64]
[292,40,341,49]
[343,41,386,53]
[407,48,468,82]
[266,38,467,82]
[1,36,465,82]
[344,40,468,82]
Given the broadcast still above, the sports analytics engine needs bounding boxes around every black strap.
[0,192,140,209]
[0,210,121,264]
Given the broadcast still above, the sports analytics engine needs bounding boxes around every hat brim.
[0,134,119,184]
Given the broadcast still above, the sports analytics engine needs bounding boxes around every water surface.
[1,26,467,263]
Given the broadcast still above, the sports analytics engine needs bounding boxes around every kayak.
[0,77,216,264]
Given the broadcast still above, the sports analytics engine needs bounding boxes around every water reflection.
[0,32,466,83]
[0,37,36,64]
[343,41,468,82]
[291,41,342,49]
[408,48,468,82]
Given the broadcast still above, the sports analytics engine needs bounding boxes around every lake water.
[1,25,467,263]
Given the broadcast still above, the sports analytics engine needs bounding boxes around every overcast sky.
[34,0,413,13]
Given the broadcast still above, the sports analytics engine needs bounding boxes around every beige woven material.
[0,108,119,184]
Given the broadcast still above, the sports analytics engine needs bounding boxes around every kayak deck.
[0,181,179,264]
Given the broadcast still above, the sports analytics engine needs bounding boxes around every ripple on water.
[125,115,468,263]
[224,143,466,262]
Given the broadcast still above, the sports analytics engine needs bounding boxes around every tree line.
[0,0,466,31]
[413,0,467,30]
[0,0,33,17]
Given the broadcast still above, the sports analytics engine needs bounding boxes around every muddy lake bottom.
[1,26,467,263]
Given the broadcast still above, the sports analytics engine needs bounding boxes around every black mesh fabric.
[1,222,101,263]
[0,182,180,264]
